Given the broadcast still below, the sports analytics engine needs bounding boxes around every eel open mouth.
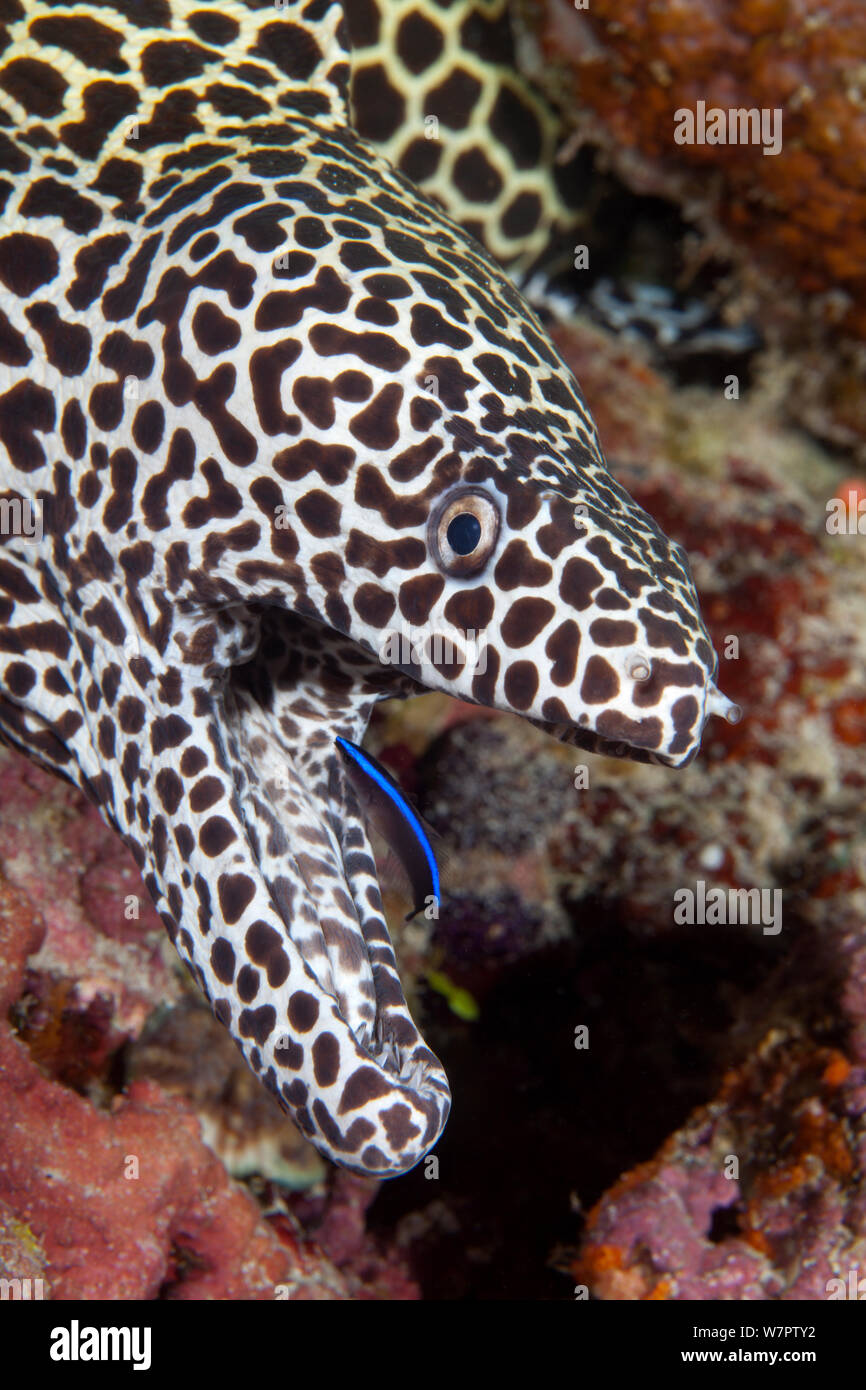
[186,601,738,1173]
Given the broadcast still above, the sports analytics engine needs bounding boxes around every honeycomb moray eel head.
[0,0,738,1175]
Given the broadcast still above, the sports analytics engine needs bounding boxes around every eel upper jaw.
[534,679,741,769]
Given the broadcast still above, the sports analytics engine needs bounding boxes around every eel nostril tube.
[706,682,742,724]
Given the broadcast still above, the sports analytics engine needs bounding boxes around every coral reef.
[0,755,417,1299]
[573,1040,866,1300]
[0,866,349,1299]
[521,0,866,451]
[419,718,572,855]
[127,999,327,1190]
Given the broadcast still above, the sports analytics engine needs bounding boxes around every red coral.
[0,874,349,1299]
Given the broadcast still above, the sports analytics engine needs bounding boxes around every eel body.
[0,0,738,1175]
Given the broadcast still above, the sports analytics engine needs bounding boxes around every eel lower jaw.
[224,615,442,1087]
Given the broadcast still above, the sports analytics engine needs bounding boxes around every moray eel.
[0,0,738,1176]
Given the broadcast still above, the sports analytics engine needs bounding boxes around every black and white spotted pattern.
[0,0,737,1175]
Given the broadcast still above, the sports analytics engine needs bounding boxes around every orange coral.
[536,0,866,334]
[526,0,866,448]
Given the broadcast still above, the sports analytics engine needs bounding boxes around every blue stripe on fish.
[336,736,440,916]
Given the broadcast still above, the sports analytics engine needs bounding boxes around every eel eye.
[629,655,652,682]
[447,512,481,555]
[429,488,500,577]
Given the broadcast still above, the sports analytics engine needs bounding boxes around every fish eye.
[429,488,500,576]
[447,512,481,555]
